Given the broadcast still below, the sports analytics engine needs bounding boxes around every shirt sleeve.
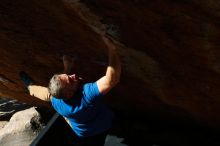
[82,82,101,104]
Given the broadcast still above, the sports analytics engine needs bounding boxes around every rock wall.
[1,0,220,128]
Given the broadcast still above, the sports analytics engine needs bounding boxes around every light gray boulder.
[0,107,45,146]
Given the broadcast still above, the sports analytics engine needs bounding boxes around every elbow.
[105,69,121,87]
[107,77,120,88]
[116,71,121,84]
[112,76,120,86]
[114,71,121,85]
[115,76,120,85]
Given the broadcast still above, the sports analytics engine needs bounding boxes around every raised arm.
[96,34,121,95]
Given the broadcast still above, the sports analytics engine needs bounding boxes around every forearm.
[28,85,51,101]
[105,40,121,85]
[96,35,121,94]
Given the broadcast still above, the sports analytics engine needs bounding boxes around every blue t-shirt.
[51,82,113,138]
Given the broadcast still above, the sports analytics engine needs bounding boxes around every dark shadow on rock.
[30,106,220,146]
[34,106,55,124]
[0,98,32,121]
[109,109,220,146]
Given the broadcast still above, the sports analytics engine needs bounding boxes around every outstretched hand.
[100,30,116,50]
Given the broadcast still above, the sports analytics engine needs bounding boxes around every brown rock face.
[1,0,220,128]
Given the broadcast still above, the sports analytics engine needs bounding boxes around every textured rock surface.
[0,98,32,121]
[0,107,45,146]
[1,0,220,128]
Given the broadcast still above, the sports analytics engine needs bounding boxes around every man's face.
[58,74,80,97]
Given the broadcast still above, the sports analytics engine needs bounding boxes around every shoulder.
[82,82,102,103]
[83,82,100,95]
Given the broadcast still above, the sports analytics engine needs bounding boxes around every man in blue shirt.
[20,32,121,146]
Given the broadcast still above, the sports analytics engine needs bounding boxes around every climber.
[19,31,121,146]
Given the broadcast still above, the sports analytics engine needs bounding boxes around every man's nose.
[69,74,76,80]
